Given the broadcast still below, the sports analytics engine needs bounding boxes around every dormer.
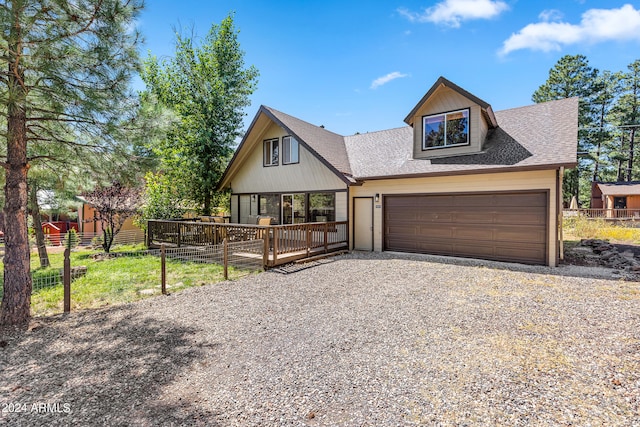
[404,77,498,160]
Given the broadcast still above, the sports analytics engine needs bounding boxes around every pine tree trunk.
[29,186,50,268]
[1,105,32,326]
[628,128,636,182]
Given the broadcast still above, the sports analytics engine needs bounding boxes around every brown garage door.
[384,192,548,265]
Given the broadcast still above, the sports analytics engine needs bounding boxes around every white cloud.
[398,0,509,28]
[370,72,408,89]
[538,9,563,22]
[500,4,640,56]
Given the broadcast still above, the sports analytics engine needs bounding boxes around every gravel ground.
[1,251,639,426]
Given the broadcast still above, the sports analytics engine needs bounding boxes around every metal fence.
[0,239,264,315]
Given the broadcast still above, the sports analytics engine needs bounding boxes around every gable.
[219,78,578,190]
[409,85,489,160]
[219,116,347,194]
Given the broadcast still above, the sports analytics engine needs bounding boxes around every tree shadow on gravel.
[0,304,221,426]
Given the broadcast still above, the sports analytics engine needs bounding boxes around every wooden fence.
[564,208,640,219]
[147,220,349,267]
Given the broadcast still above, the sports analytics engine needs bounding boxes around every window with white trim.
[263,138,279,166]
[423,108,469,150]
[282,136,299,165]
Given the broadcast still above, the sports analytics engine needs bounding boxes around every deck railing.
[146,220,348,267]
[564,208,640,219]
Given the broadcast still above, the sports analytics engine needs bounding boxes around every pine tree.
[142,14,259,215]
[0,0,143,325]
[532,54,598,206]
[590,71,622,185]
[611,60,640,181]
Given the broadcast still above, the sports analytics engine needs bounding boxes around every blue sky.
[136,1,640,136]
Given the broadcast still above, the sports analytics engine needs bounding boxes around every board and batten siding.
[350,169,560,266]
[411,86,485,160]
[230,122,347,194]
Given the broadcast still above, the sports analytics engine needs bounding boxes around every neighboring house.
[217,77,578,266]
[591,181,640,212]
[76,197,144,242]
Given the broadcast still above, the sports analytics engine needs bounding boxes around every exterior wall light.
[375,193,380,203]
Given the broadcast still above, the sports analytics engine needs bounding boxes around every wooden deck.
[147,220,349,267]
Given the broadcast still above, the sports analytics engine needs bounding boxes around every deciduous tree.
[82,182,141,253]
[142,14,258,214]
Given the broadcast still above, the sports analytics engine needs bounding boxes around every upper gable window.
[423,108,469,150]
[282,136,299,165]
[263,138,279,166]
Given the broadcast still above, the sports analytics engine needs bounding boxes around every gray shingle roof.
[219,93,578,190]
[344,97,578,179]
[263,106,353,177]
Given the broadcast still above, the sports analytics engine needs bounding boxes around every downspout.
[558,167,564,262]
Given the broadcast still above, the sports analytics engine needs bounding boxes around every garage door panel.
[417,226,454,239]
[493,227,546,244]
[384,192,548,265]
[495,212,547,225]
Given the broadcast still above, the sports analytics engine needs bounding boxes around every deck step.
[293,250,349,264]
[269,250,349,274]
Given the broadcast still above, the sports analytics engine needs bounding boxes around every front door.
[353,197,373,251]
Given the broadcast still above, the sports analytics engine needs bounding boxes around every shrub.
[65,229,79,250]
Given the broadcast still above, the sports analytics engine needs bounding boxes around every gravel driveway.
[1,252,639,426]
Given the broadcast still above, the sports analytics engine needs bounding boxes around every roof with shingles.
[218,85,578,189]
[597,182,640,196]
[262,106,353,177]
[344,97,578,179]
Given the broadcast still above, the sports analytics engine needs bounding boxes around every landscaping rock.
[70,266,88,280]
[567,239,640,280]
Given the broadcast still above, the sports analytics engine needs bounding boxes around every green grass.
[1,244,256,317]
[563,216,640,244]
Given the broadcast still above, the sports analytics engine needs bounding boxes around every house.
[591,181,640,214]
[76,197,144,243]
[217,77,578,266]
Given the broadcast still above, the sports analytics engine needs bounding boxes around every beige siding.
[336,191,348,221]
[411,86,486,160]
[350,169,560,266]
[230,195,239,223]
[231,122,346,194]
[479,114,489,147]
[239,195,251,224]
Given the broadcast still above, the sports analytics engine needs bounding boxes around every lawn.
[1,244,254,316]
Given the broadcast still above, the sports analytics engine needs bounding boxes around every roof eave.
[354,162,577,182]
[403,76,494,126]
[216,105,270,191]
[260,107,354,187]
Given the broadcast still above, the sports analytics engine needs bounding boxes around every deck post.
[272,228,278,266]
[177,223,181,247]
[324,223,328,253]
[146,221,152,247]
[263,227,270,268]
[306,225,311,257]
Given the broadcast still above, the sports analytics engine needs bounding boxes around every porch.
[146,219,349,268]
